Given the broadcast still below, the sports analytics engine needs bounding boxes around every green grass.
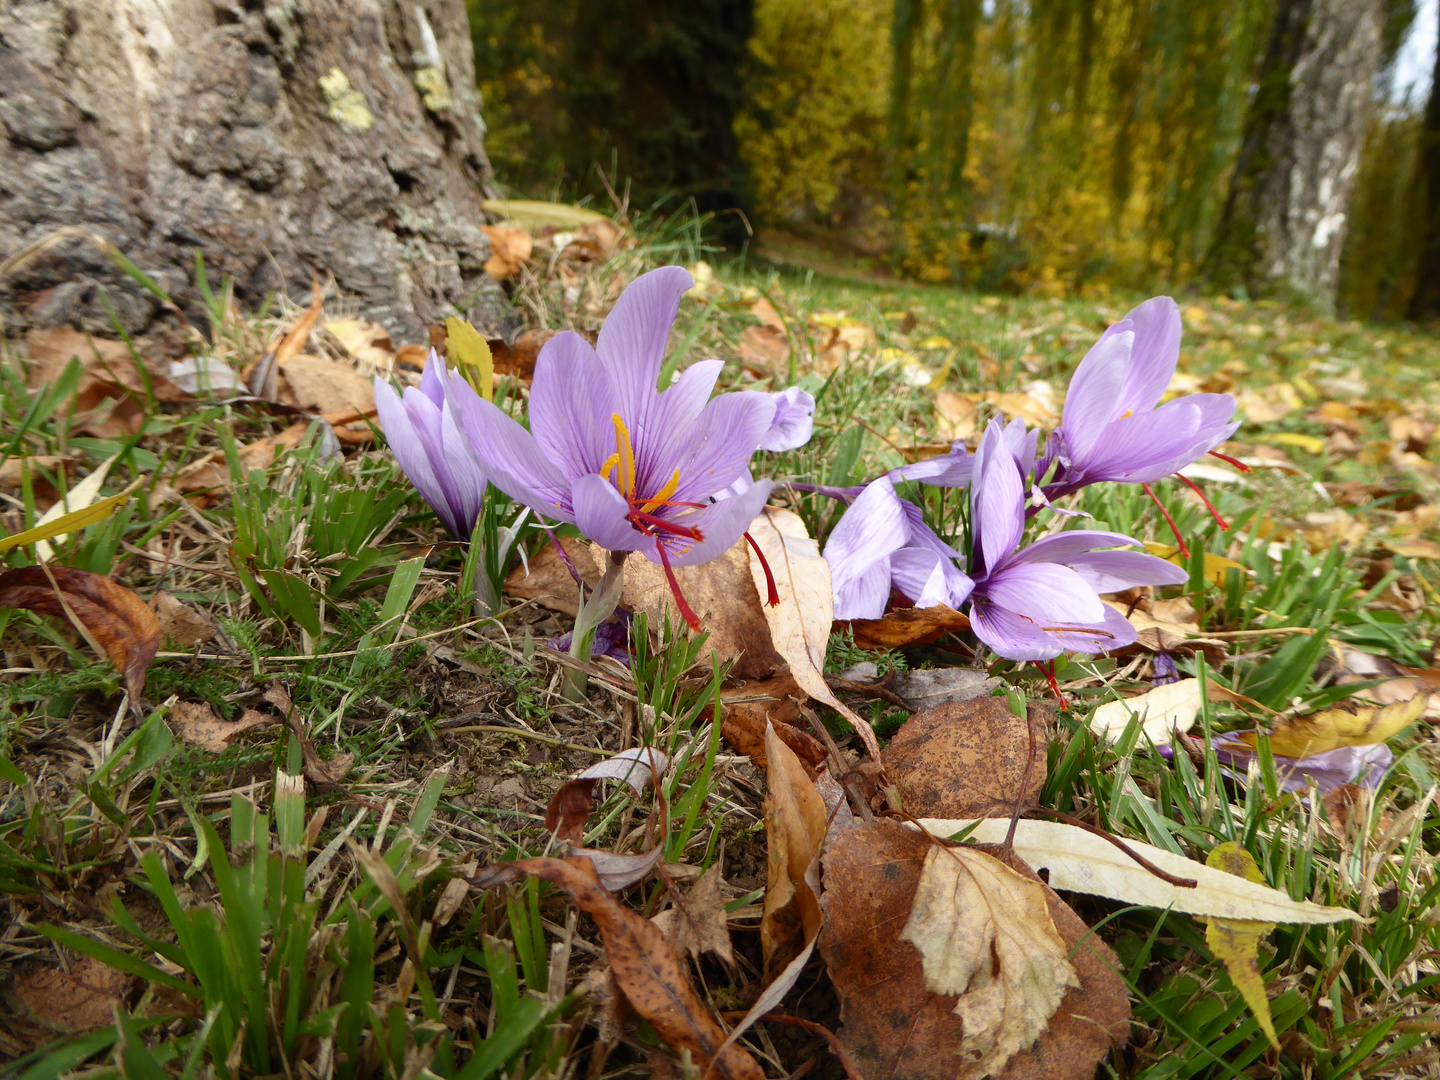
[2,219,1439,1078]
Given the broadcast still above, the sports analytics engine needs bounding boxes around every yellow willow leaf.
[1269,432,1326,454]
[444,316,493,402]
[0,479,143,555]
[1143,542,1247,587]
[900,844,1080,1080]
[1204,843,1279,1050]
[1224,693,1426,759]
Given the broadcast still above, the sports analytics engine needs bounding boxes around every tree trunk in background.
[887,0,922,244]
[0,0,509,341]
[1205,0,1384,308]
[1407,0,1440,317]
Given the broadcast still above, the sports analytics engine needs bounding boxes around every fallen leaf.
[577,747,669,795]
[482,224,534,279]
[275,684,356,788]
[1235,385,1302,424]
[25,328,185,437]
[30,453,119,562]
[749,297,786,329]
[653,864,734,965]
[167,355,245,396]
[169,701,276,752]
[900,843,1081,1079]
[153,590,220,646]
[566,845,666,891]
[503,535,594,615]
[471,857,765,1080]
[714,674,828,772]
[933,391,978,441]
[545,779,598,844]
[1385,537,1440,559]
[444,316,494,401]
[278,353,376,415]
[738,324,790,368]
[14,957,133,1032]
[762,722,828,978]
[885,697,1048,818]
[819,820,1130,1080]
[488,329,548,381]
[1203,843,1279,1049]
[324,317,395,375]
[0,565,162,702]
[0,455,70,490]
[1221,693,1426,759]
[1141,544,1248,588]
[748,508,880,760]
[918,818,1363,923]
[1104,596,1227,665]
[885,667,999,711]
[481,198,611,229]
[1089,678,1207,744]
[840,603,972,651]
[251,278,324,401]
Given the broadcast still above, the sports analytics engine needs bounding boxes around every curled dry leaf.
[578,746,669,796]
[545,778,599,845]
[819,820,1130,1080]
[747,508,881,760]
[714,674,828,772]
[919,819,1363,923]
[884,697,1049,819]
[900,843,1081,1079]
[1203,842,1280,1050]
[470,856,765,1080]
[278,354,376,415]
[840,603,972,651]
[169,700,276,753]
[567,845,665,891]
[1104,597,1227,665]
[1221,692,1426,758]
[652,863,734,965]
[482,224,534,279]
[762,721,828,979]
[0,565,162,702]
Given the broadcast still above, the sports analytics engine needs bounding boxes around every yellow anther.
[599,452,621,482]
[610,414,636,498]
[639,468,682,514]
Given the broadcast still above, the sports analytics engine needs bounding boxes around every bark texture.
[1206,0,1385,307]
[1408,0,1440,318]
[0,0,510,340]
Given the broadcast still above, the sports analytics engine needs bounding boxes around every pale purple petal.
[663,477,775,566]
[671,390,778,504]
[889,440,974,488]
[375,376,452,532]
[834,559,894,620]
[446,378,571,519]
[1001,417,1038,479]
[823,478,909,599]
[572,474,653,553]
[595,266,693,425]
[1076,399,1205,483]
[441,396,489,537]
[1114,297,1181,417]
[980,562,1106,625]
[969,601,1068,661]
[418,347,446,406]
[528,332,622,480]
[633,359,724,494]
[758,386,815,452]
[1064,550,1188,593]
[972,420,1025,576]
[1039,603,1138,654]
[1210,739,1393,796]
[1010,530,1143,566]
[889,547,974,609]
[1061,326,1132,462]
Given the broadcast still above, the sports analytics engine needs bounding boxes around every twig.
[824,673,910,711]
[1005,708,1039,850]
[440,724,616,756]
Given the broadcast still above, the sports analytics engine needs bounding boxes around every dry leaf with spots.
[1221,693,1426,758]
[762,721,828,978]
[471,856,765,1080]
[900,843,1081,1079]
[1203,842,1279,1049]
[14,957,134,1032]
[653,864,734,965]
[819,820,1130,1080]
[170,701,276,752]
[884,697,1048,818]
[0,565,162,703]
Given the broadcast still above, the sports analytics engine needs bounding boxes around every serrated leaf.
[445,316,494,401]
[1204,842,1279,1050]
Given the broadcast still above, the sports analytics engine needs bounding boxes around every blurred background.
[467,0,1440,319]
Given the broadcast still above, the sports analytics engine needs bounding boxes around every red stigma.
[744,530,781,607]
[1176,473,1229,531]
[1037,659,1069,710]
[1208,450,1252,473]
[654,541,701,631]
[1142,482,1190,559]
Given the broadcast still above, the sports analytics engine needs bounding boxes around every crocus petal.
[595,266,693,427]
[1212,739,1393,796]
[823,477,910,597]
[671,389,778,505]
[441,396,489,537]
[890,440,974,488]
[375,376,452,532]
[1061,326,1132,462]
[571,474,654,554]
[1075,399,1204,483]
[972,420,1025,577]
[632,359,725,494]
[1009,530,1143,567]
[446,378,571,519]
[1001,416,1038,479]
[758,386,816,451]
[404,389,467,537]
[980,561,1106,625]
[662,477,775,567]
[889,547,974,609]
[528,331,622,481]
[1063,550,1188,594]
[1114,297,1181,417]
[834,559,894,620]
[969,601,1067,661]
[419,347,446,406]
[1040,603,1138,654]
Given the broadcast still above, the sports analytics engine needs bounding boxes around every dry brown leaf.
[747,508,880,760]
[1222,693,1427,758]
[738,325,790,368]
[272,683,356,787]
[471,856,765,1080]
[0,455,70,490]
[884,697,1049,819]
[900,843,1081,1079]
[25,328,184,437]
[841,603,972,651]
[716,674,827,772]
[934,391,978,441]
[545,778,598,845]
[653,864,734,965]
[762,722,828,979]
[0,565,162,702]
[483,224,534,279]
[278,353,376,415]
[324,317,395,374]
[169,700,276,752]
[153,590,219,647]
[14,957,133,1032]
[503,535,595,615]
[819,821,1131,1080]
[1104,597,1227,666]
[750,297,786,329]
[486,329,552,381]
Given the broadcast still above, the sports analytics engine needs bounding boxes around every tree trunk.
[1205,0,1385,308]
[0,0,510,341]
[1407,0,1440,318]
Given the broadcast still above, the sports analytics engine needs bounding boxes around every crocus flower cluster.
[819,296,1235,661]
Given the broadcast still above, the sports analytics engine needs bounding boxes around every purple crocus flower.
[968,419,1188,660]
[823,476,973,619]
[758,387,816,452]
[1159,736,1393,797]
[1039,297,1239,500]
[448,267,777,625]
[373,350,489,539]
[791,438,974,504]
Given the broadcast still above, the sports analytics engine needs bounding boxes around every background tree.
[1206,0,1388,307]
[0,0,508,340]
[1407,0,1440,317]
